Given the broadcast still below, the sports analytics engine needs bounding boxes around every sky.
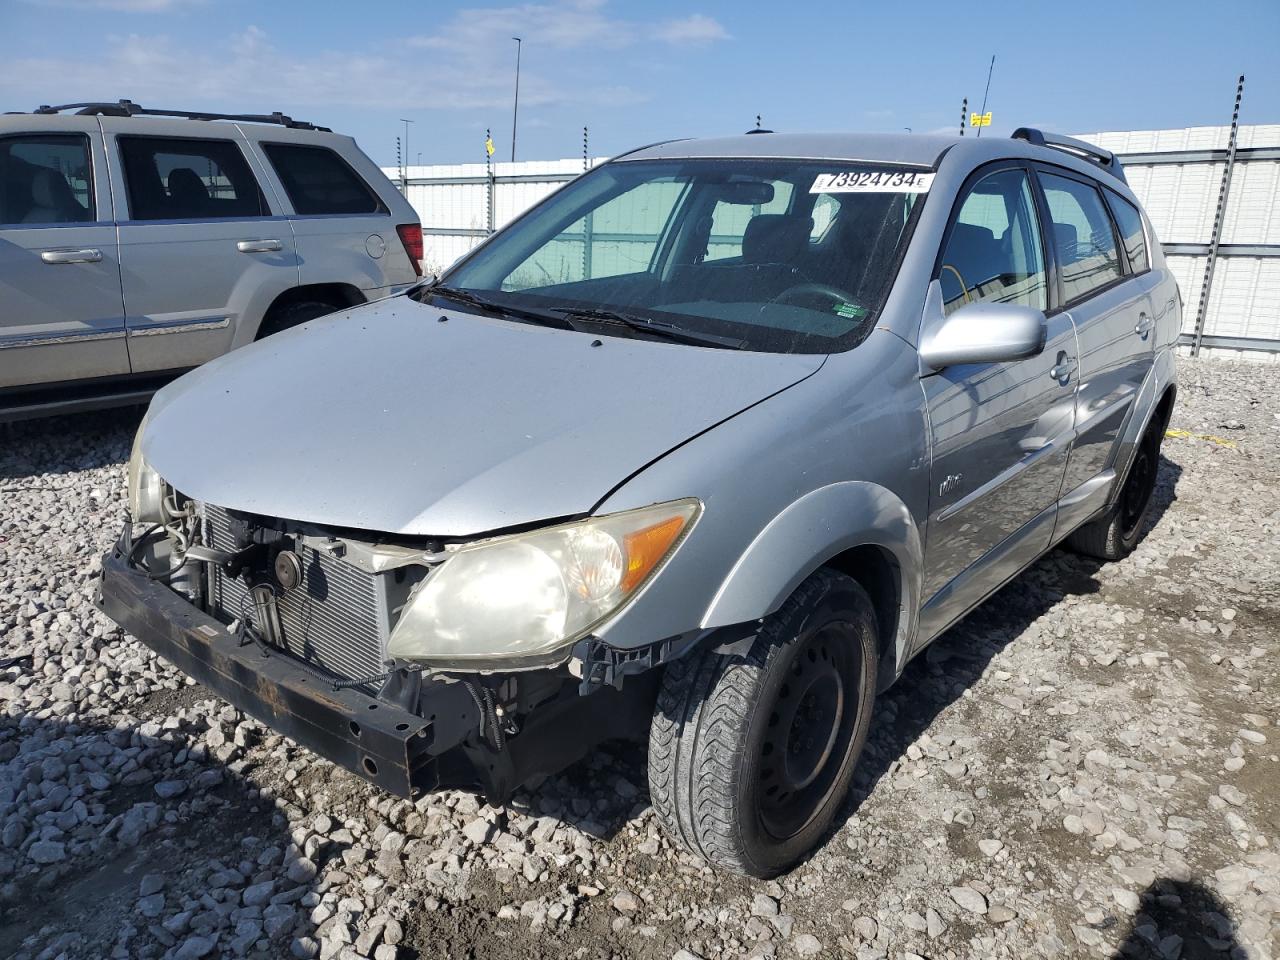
[2,0,1278,167]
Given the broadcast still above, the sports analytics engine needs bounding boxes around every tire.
[648,568,878,877]
[256,300,340,340]
[1066,423,1163,561]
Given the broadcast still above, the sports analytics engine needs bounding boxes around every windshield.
[433,158,928,353]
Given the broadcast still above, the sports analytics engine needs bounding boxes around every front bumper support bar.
[96,546,477,798]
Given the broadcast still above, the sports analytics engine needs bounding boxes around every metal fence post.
[486,128,495,235]
[582,126,593,280]
[1191,74,1245,356]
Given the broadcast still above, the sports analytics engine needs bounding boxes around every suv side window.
[1038,172,1123,302]
[262,143,384,216]
[1104,189,1149,274]
[118,136,268,221]
[0,134,94,226]
[938,167,1047,316]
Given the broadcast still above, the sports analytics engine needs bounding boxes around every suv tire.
[648,568,878,877]
[1066,423,1163,561]
[256,300,341,340]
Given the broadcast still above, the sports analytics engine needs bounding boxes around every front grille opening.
[202,504,426,689]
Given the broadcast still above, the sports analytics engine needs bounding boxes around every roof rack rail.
[1011,127,1126,184]
[25,100,330,132]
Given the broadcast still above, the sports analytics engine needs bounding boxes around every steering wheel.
[769,282,860,311]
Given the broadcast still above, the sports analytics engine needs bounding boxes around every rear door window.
[118,136,269,221]
[0,134,94,225]
[1038,172,1123,301]
[1105,190,1149,274]
[263,143,384,216]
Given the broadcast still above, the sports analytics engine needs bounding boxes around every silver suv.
[99,128,1179,877]
[0,100,422,420]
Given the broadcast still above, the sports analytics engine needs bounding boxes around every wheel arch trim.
[700,481,923,677]
[1105,348,1177,511]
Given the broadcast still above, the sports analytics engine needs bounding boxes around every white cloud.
[408,0,728,52]
[653,14,729,45]
[20,0,202,10]
[0,27,646,115]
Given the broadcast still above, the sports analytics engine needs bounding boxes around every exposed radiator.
[203,504,390,685]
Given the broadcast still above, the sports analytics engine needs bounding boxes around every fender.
[701,481,924,678]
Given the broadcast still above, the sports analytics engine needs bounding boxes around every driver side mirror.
[919,293,1047,372]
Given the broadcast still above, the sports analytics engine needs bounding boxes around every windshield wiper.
[425,285,575,329]
[553,307,746,349]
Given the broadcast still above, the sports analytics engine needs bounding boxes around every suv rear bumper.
[96,544,478,798]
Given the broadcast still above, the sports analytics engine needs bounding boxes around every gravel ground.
[1,356,1277,960]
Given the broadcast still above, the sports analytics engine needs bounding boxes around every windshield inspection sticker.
[811,170,935,193]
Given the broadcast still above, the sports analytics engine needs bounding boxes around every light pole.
[510,36,522,163]
[399,118,414,189]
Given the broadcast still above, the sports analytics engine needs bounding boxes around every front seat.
[166,168,210,216]
[739,213,814,300]
[23,168,84,223]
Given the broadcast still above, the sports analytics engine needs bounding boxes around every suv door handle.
[1135,312,1153,336]
[41,248,102,264]
[236,239,283,253]
[1050,353,1078,382]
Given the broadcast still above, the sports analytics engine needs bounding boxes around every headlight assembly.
[127,413,166,524]
[387,499,701,669]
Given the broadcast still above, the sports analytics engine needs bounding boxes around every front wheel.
[647,568,878,877]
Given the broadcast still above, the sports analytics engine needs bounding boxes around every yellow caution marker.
[1165,428,1238,448]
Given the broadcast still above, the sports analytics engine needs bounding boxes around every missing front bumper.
[96,545,478,798]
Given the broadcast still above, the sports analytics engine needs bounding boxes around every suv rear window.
[263,144,383,216]
[1105,190,1150,274]
[119,136,268,221]
[0,134,93,226]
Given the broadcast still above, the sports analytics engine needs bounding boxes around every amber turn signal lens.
[621,515,689,593]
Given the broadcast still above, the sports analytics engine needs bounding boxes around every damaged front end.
[97,497,661,803]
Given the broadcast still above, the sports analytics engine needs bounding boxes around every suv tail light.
[396,223,424,276]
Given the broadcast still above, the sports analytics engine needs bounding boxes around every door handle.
[1050,354,1078,382]
[236,239,283,253]
[1135,313,1154,336]
[41,248,102,264]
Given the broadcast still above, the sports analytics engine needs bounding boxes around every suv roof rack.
[1011,127,1126,184]
[22,100,330,132]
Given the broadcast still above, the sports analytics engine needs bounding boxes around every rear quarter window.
[1105,189,1150,274]
[263,143,385,216]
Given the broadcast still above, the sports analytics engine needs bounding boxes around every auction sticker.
[811,170,934,193]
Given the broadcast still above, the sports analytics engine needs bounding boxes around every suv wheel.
[1066,423,1163,561]
[256,300,340,340]
[648,568,878,877]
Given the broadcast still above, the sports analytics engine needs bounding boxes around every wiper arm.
[425,285,575,329]
[555,307,746,349]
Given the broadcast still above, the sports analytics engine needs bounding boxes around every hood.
[144,298,824,537]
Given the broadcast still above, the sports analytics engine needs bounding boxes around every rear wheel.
[256,299,340,340]
[647,568,878,877]
[1067,423,1162,560]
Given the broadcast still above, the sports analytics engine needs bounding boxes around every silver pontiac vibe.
[100,128,1179,878]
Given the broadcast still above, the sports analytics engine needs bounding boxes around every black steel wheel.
[757,623,860,840]
[1119,438,1157,540]
[1067,422,1164,561]
[648,568,878,877]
